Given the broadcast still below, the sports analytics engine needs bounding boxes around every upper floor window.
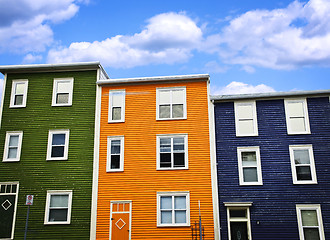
[237,146,263,185]
[10,79,28,108]
[156,87,186,120]
[289,145,317,184]
[296,205,325,240]
[157,134,188,170]
[47,130,70,161]
[284,99,310,134]
[234,101,258,137]
[52,78,74,106]
[107,136,124,172]
[3,131,23,162]
[108,90,125,123]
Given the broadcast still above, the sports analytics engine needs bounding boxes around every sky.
[0,0,330,97]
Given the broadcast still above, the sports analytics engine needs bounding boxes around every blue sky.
[0,0,330,96]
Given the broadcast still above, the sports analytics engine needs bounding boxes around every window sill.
[157,224,190,228]
[108,120,125,123]
[9,105,26,108]
[157,167,188,171]
[46,158,68,161]
[44,221,70,225]
[156,117,187,121]
[51,104,72,107]
[106,169,124,172]
[239,182,263,186]
[293,181,318,185]
[2,159,20,162]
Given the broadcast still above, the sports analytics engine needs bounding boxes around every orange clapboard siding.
[96,80,214,239]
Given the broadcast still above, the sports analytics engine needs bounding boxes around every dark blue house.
[211,90,330,240]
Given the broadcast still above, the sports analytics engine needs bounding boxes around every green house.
[0,62,107,239]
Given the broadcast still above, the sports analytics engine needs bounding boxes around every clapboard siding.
[96,80,215,239]
[214,97,330,240]
[0,70,97,239]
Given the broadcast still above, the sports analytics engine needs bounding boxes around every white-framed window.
[107,136,124,172]
[225,202,252,240]
[108,90,125,123]
[156,87,186,120]
[157,134,188,170]
[237,147,263,185]
[296,204,325,240]
[157,192,190,227]
[234,101,258,137]
[10,79,28,108]
[289,145,317,184]
[3,131,23,162]
[47,130,70,161]
[284,99,310,134]
[44,190,73,225]
[52,78,74,106]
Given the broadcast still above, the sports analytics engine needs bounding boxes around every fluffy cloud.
[47,12,202,68]
[212,81,275,95]
[0,0,82,53]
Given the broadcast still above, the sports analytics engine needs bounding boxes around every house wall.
[96,80,215,239]
[214,97,330,239]
[0,70,97,239]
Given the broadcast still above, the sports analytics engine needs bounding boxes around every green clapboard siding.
[0,70,97,239]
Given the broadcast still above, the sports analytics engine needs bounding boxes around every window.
[107,136,124,172]
[225,202,252,240]
[10,79,28,108]
[47,130,70,161]
[156,87,186,120]
[157,134,188,170]
[234,101,258,136]
[108,90,125,122]
[3,131,23,162]
[289,145,317,184]
[296,205,325,240]
[157,192,190,227]
[284,99,310,134]
[52,78,74,106]
[44,190,72,225]
[237,147,263,185]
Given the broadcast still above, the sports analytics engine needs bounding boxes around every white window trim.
[52,78,74,107]
[226,203,252,240]
[108,90,125,123]
[3,131,23,162]
[157,191,190,227]
[10,79,28,108]
[107,136,124,172]
[44,190,73,225]
[284,98,311,135]
[234,101,258,137]
[289,145,317,184]
[156,134,188,170]
[296,204,325,240]
[156,87,187,120]
[46,130,70,161]
[237,146,263,185]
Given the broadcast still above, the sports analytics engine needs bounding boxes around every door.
[110,201,131,240]
[230,222,248,240]
[0,183,18,239]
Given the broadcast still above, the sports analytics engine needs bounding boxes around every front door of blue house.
[0,183,18,239]
[230,222,248,240]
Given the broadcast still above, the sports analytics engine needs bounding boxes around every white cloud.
[204,61,228,73]
[212,81,276,95]
[23,54,43,63]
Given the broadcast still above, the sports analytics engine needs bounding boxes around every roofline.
[0,62,109,78]
[211,89,330,102]
[97,74,210,85]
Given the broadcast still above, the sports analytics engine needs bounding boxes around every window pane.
[296,166,312,180]
[14,95,23,105]
[56,93,69,104]
[159,91,170,104]
[237,104,253,119]
[112,107,121,120]
[159,105,170,118]
[50,195,68,207]
[174,153,185,167]
[111,155,120,169]
[287,102,304,117]
[243,167,258,182]
[57,82,71,92]
[172,90,184,104]
[294,149,310,164]
[0,185,5,193]
[111,140,121,154]
[303,228,320,240]
[175,210,186,223]
[302,210,318,226]
[161,211,172,224]
[11,184,17,193]
[174,196,186,209]
[160,138,171,152]
[160,153,171,168]
[173,137,184,151]
[230,209,247,218]
[51,146,64,157]
[52,134,65,145]
[49,209,68,222]
[8,148,17,159]
[238,120,254,135]
[172,104,183,118]
[112,92,123,106]
[160,196,172,209]
[242,151,256,166]
[9,135,19,147]
[290,118,306,132]
[15,83,25,94]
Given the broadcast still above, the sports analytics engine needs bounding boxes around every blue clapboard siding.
[214,97,330,240]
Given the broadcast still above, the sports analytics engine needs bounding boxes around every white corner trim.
[0,73,7,128]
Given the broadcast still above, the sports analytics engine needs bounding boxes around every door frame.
[109,200,132,240]
[0,182,19,240]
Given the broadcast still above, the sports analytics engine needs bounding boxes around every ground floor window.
[44,190,72,224]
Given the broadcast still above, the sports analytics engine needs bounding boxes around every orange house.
[92,74,219,239]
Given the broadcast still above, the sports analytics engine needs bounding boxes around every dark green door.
[0,195,16,238]
[230,222,248,240]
